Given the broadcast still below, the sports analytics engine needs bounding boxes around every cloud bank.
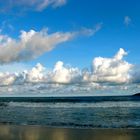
[0,48,139,95]
[0,48,136,87]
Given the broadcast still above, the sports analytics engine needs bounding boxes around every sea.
[0,95,139,128]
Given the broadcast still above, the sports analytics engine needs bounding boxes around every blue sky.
[0,0,140,69]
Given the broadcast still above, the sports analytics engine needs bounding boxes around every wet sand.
[0,125,139,140]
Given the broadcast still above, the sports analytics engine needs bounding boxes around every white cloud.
[0,48,137,90]
[25,63,46,83]
[0,0,67,13]
[124,16,132,26]
[36,0,67,11]
[78,23,102,36]
[49,61,82,83]
[91,48,133,83]
[0,61,82,86]
[0,29,74,64]
[0,25,101,64]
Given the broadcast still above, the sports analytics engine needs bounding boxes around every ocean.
[0,96,140,128]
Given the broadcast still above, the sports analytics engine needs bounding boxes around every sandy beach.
[0,125,139,140]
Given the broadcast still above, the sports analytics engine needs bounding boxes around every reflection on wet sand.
[0,125,139,140]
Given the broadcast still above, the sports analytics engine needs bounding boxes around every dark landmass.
[133,93,140,96]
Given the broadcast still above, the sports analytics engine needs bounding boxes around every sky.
[0,0,140,96]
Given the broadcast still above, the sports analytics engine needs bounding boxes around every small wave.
[7,101,140,108]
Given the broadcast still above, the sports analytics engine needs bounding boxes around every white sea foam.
[8,101,140,108]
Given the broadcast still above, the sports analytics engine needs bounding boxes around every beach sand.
[0,125,139,140]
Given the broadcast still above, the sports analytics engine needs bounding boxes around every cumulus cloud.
[25,63,46,83]
[0,61,82,86]
[0,63,46,86]
[0,0,66,13]
[91,48,133,83]
[124,16,132,26]
[49,61,82,83]
[0,48,138,88]
[0,26,101,64]
[0,48,140,96]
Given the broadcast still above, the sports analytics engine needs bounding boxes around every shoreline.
[0,123,140,129]
[0,125,140,140]
[1,124,140,130]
